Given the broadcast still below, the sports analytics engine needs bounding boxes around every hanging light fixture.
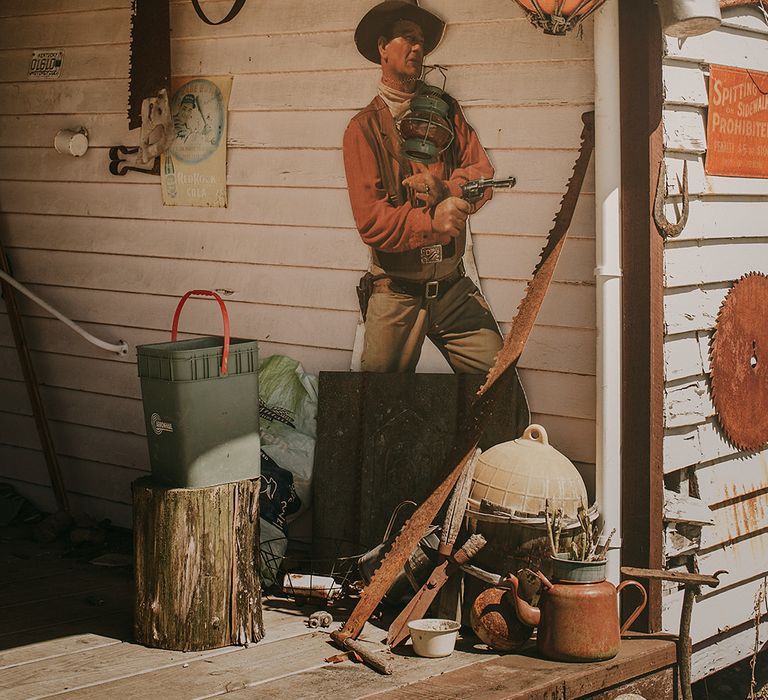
[511,0,610,35]
[397,65,454,164]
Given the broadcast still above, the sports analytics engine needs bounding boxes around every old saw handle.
[452,532,487,564]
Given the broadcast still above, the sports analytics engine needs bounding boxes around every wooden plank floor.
[0,536,679,700]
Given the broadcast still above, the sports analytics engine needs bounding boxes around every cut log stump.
[132,476,264,651]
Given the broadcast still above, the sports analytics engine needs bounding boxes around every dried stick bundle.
[544,499,613,562]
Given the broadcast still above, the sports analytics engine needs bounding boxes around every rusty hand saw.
[386,534,486,648]
[331,110,595,648]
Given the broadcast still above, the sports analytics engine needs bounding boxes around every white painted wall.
[0,1,596,530]
[661,6,768,680]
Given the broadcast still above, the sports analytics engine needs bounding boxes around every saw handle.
[342,638,393,675]
[452,534,486,565]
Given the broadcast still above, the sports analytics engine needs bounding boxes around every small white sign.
[28,50,63,80]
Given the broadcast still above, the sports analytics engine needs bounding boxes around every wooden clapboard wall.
[0,0,596,528]
[660,6,768,681]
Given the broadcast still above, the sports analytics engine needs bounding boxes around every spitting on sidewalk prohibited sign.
[28,50,63,80]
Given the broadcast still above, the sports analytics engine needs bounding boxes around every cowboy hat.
[354,0,445,64]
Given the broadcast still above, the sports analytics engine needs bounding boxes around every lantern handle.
[422,63,448,92]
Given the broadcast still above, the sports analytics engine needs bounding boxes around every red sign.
[706,64,768,178]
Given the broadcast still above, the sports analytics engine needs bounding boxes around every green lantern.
[397,67,455,164]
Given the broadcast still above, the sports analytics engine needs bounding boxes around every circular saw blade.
[709,272,768,452]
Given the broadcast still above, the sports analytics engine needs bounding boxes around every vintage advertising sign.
[706,64,768,178]
[28,50,63,79]
[161,76,233,207]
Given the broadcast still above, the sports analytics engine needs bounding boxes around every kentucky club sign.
[706,64,768,178]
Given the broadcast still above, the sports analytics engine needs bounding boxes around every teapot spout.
[504,574,541,628]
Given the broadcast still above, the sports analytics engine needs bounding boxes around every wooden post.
[133,476,264,651]
[619,0,666,632]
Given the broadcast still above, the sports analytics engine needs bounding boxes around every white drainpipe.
[594,0,623,586]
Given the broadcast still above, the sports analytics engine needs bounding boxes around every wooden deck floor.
[0,536,680,699]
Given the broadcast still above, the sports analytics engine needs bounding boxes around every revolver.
[461,176,516,204]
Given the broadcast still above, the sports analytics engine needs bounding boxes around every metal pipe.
[0,240,69,513]
[0,269,128,356]
[594,0,623,586]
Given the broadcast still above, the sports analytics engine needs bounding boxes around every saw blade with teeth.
[480,110,595,394]
[709,271,768,452]
[128,0,170,131]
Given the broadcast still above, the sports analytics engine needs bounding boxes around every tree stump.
[133,476,264,651]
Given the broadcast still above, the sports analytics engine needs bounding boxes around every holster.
[356,272,376,321]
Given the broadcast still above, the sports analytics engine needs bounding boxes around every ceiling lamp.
[511,0,609,35]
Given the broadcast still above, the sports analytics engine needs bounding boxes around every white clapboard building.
[0,0,765,683]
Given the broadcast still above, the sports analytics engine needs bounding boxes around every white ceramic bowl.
[408,618,460,658]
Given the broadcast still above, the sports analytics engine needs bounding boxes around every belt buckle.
[420,244,443,264]
[425,281,439,299]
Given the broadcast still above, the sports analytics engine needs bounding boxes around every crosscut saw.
[331,111,596,652]
[128,0,170,131]
[109,0,172,176]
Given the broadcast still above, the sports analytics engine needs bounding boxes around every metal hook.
[654,159,689,238]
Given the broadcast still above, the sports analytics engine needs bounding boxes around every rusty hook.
[653,159,689,238]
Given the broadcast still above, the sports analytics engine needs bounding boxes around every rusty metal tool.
[709,272,768,452]
[387,534,486,648]
[621,566,726,700]
[128,0,170,131]
[653,159,689,238]
[479,110,595,395]
[331,111,595,650]
[108,0,171,177]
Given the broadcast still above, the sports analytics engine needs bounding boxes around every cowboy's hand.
[403,162,447,207]
[432,196,470,241]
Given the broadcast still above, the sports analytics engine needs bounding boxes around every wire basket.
[259,536,364,606]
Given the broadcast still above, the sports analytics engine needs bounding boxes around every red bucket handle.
[171,289,230,376]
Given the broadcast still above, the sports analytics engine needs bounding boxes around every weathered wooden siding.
[0,1,596,527]
[661,7,768,680]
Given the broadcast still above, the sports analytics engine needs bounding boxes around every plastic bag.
[257,355,318,584]
[257,354,318,523]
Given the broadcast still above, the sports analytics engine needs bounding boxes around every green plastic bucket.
[137,290,260,488]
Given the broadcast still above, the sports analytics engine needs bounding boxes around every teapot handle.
[617,580,648,633]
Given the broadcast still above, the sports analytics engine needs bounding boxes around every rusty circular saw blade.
[709,272,768,452]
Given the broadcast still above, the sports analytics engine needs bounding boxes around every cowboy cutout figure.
[343,0,506,374]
